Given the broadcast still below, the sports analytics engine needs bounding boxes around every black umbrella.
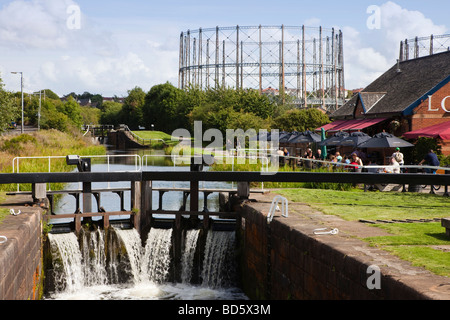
[286,131,301,143]
[279,131,294,143]
[339,132,372,147]
[357,132,414,149]
[318,131,349,147]
[289,130,322,144]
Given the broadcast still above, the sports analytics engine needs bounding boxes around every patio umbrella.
[318,131,349,147]
[289,130,322,144]
[357,132,414,149]
[285,131,300,143]
[339,132,372,147]
[278,131,292,143]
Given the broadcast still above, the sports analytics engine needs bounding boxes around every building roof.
[332,50,450,118]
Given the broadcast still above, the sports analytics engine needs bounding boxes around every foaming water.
[181,229,200,284]
[46,227,246,300]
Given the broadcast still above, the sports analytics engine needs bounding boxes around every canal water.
[45,149,247,300]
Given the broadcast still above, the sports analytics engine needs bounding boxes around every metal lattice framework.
[178,25,345,113]
[400,34,450,61]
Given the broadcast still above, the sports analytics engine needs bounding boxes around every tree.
[42,89,60,100]
[0,74,20,132]
[57,96,83,128]
[273,108,330,132]
[100,101,123,126]
[143,82,184,133]
[121,87,145,129]
[40,100,70,132]
[80,106,100,125]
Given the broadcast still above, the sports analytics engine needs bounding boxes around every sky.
[0,0,448,97]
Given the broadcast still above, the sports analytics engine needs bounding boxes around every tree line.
[0,74,330,135]
[101,82,330,135]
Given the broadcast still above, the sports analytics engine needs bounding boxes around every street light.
[11,72,24,133]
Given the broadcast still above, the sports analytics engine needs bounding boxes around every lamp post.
[11,72,24,133]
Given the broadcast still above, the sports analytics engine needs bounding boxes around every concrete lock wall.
[0,207,43,300]
[238,200,450,300]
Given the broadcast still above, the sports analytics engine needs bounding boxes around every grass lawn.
[132,130,174,141]
[277,188,449,221]
[277,188,450,277]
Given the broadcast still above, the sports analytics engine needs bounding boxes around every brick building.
[325,50,450,155]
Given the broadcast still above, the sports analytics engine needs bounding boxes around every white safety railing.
[142,152,270,191]
[12,154,142,191]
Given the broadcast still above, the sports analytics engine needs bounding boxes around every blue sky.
[0,0,448,97]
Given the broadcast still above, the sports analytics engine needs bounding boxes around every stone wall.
[0,207,43,300]
[238,198,450,300]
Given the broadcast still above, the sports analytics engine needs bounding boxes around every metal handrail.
[267,195,289,224]
[11,154,142,192]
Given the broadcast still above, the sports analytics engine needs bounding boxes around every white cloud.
[343,26,391,89]
[378,1,447,58]
[343,1,447,90]
[0,0,76,50]
[1,0,447,98]
[32,50,178,97]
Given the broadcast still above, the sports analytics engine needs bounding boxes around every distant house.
[321,50,450,155]
[103,97,125,104]
[78,98,92,106]
[261,87,279,96]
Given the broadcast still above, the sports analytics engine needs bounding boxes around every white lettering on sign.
[441,96,450,113]
[427,95,450,113]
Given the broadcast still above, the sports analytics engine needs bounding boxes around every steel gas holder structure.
[178,25,345,113]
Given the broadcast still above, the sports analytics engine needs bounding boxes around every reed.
[0,129,106,192]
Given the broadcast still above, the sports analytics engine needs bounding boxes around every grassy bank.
[0,129,106,192]
[277,188,450,277]
[132,130,180,149]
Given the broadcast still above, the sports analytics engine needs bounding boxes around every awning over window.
[316,118,387,133]
[403,121,450,140]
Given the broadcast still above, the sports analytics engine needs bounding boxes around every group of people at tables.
[278,146,441,176]
[279,147,406,173]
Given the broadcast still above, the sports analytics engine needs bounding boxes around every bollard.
[408,167,420,193]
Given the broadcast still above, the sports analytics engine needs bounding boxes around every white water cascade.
[201,231,236,288]
[141,228,173,283]
[46,227,245,300]
[47,232,85,293]
[181,229,201,284]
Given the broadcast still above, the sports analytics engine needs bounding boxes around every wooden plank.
[44,211,132,220]
[149,210,237,218]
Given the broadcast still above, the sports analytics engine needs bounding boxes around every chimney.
[396,59,402,73]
